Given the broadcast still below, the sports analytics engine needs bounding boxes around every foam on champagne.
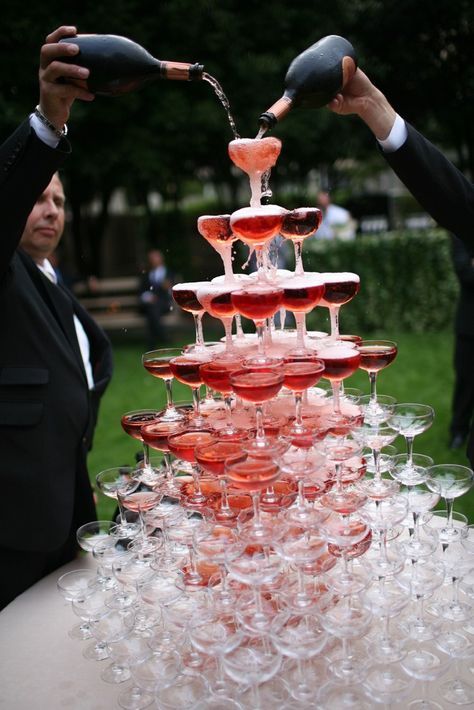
[321,272,360,284]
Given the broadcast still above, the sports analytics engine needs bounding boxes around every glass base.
[117,686,154,710]
[441,679,474,706]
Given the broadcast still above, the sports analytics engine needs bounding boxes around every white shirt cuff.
[29,113,60,149]
[377,114,408,153]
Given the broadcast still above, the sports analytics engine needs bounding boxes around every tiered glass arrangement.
[59,136,474,710]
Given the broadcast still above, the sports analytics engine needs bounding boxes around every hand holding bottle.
[327,67,397,142]
[38,25,94,133]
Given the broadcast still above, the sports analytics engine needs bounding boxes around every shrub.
[303,229,458,334]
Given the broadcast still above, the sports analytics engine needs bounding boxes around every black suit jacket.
[451,235,474,337]
[0,120,113,552]
[382,123,474,465]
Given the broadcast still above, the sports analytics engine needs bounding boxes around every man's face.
[20,174,65,263]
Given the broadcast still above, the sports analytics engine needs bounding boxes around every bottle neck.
[259,95,293,128]
[159,61,204,81]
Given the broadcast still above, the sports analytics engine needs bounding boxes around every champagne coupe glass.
[228,136,282,208]
[167,428,216,507]
[140,418,186,498]
[391,452,434,487]
[322,512,371,596]
[188,608,244,697]
[90,608,135,684]
[225,455,281,543]
[229,368,284,452]
[281,356,325,435]
[57,569,99,643]
[358,393,397,425]
[363,576,411,664]
[120,481,163,538]
[230,205,286,281]
[171,281,209,350]
[319,272,360,341]
[270,610,327,703]
[193,523,245,612]
[169,352,211,427]
[320,593,373,686]
[280,207,322,275]
[320,431,367,516]
[223,637,282,709]
[194,440,247,523]
[427,539,474,623]
[353,421,400,500]
[155,673,209,710]
[359,494,409,578]
[96,466,141,538]
[279,456,332,528]
[399,479,440,559]
[120,409,160,480]
[397,557,445,644]
[425,464,474,543]
[390,403,435,483]
[278,273,325,354]
[167,508,217,591]
[230,282,284,363]
[317,342,361,424]
[197,214,238,283]
[142,348,188,423]
[400,639,452,710]
[199,357,245,438]
[118,648,181,710]
[196,282,240,356]
[357,339,398,418]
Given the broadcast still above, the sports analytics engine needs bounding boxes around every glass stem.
[220,478,231,514]
[142,442,151,469]
[251,492,261,526]
[192,387,202,418]
[235,314,244,338]
[256,322,265,355]
[332,380,341,414]
[222,317,235,352]
[329,306,340,339]
[295,392,303,426]
[294,312,306,350]
[446,496,454,528]
[193,313,205,347]
[405,435,414,466]
[369,371,378,402]
[293,240,304,276]
[255,404,265,442]
[164,378,174,409]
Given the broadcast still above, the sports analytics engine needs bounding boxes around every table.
[0,552,473,709]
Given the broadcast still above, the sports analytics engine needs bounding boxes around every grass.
[88,328,474,522]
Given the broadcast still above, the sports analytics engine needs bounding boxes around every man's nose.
[44,199,60,217]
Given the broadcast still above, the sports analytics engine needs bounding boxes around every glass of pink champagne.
[278,272,325,355]
[280,207,322,275]
[230,205,287,280]
[171,281,209,350]
[317,343,361,424]
[230,368,284,454]
[197,214,238,284]
[319,272,360,340]
[231,282,284,365]
[196,282,239,356]
[228,136,282,208]
[169,352,211,427]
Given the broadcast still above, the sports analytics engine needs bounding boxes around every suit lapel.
[19,251,88,381]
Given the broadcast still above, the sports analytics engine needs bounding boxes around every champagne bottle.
[259,35,357,129]
[58,34,204,96]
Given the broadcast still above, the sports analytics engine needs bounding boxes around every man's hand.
[38,25,95,132]
[327,68,397,142]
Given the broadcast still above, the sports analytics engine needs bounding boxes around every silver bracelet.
[34,105,68,139]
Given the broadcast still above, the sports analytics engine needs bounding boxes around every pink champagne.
[231,285,284,322]
[230,205,286,245]
[121,411,159,440]
[197,214,235,245]
[169,356,206,387]
[230,370,284,403]
[320,272,360,306]
[318,346,360,381]
[141,419,185,452]
[358,342,398,372]
[282,361,324,391]
[226,457,280,492]
[167,429,216,463]
[280,207,322,240]
[280,274,325,312]
[199,359,242,394]
[172,282,206,313]
[228,137,282,175]
[143,358,173,380]
[121,490,161,513]
[194,441,246,476]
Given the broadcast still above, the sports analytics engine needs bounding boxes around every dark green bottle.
[259,35,357,129]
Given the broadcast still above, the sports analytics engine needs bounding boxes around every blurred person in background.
[316,189,356,240]
[139,248,174,349]
[328,64,474,467]
[0,25,113,609]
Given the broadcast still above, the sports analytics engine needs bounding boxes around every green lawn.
[89,329,474,522]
